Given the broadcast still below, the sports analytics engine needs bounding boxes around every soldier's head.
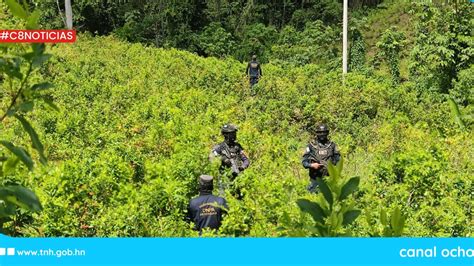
[199,175,214,193]
[315,124,329,143]
[252,54,257,61]
[221,124,238,144]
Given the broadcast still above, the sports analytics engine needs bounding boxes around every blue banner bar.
[0,235,472,265]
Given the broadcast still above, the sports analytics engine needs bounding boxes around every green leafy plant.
[365,206,406,237]
[376,26,406,84]
[409,2,473,93]
[197,22,236,58]
[271,21,339,67]
[448,98,466,131]
[0,1,471,237]
[349,27,366,72]
[0,0,55,235]
[297,158,362,236]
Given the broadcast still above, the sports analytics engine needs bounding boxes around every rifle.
[308,154,329,175]
[230,157,240,175]
[221,143,241,175]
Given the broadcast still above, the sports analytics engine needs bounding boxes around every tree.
[197,22,236,58]
[409,2,473,93]
[376,26,406,84]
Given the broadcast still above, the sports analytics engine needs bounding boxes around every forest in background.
[38,0,383,61]
[0,0,472,237]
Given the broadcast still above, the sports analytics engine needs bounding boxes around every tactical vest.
[248,61,260,77]
[309,141,335,163]
[220,143,243,167]
[308,141,335,178]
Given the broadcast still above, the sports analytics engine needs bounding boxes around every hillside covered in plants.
[0,0,472,237]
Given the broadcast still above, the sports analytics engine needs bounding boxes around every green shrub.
[0,32,470,237]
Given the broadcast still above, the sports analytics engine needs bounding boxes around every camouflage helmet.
[252,54,257,60]
[316,124,329,135]
[221,124,238,134]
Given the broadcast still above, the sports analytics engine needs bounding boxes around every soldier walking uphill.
[209,124,250,197]
[302,124,341,193]
[246,55,262,87]
[188,175,228,235]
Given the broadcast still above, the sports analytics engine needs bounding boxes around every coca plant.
[1,0,56,234]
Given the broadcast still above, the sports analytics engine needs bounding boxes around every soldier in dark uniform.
[302,124,341,193]
[188,175,228,234]
[209,124,250,196]
[246,54,262,87]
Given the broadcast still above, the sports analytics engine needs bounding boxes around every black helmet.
[221,124,238,134]
[316,124,329,135]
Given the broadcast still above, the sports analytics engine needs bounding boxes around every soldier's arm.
[258,63,262,76]
[209,145,221,162]
[240,150,250,169]
[236,143,250,170]
[302,146,313,169]
[332,144,341,165]
[245,63,250,76]
[186,202,194,223]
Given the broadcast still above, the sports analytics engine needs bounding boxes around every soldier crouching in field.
[302,124,341,193]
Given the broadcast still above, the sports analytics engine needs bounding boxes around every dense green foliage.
[409,1,473,93]
[33,0,385,63]
[297,160,364,236]
[0,0,53,235]
[0,33,470,236]
[0,0,472,237]
[376,26,405,84]
[31,0,473,82]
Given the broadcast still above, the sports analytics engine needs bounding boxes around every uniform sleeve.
[258,63,262,76]
[186,202,194,223]
[221,198,228,214]
[238,144,250,169]
[240,150,250,169]
[332,144,341,165]
[302,145,313,169]
[245,62,250,75]
[209,145,221,162]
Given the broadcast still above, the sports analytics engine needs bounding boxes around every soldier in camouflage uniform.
[302,124,341,193]
[209,124,250,197]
